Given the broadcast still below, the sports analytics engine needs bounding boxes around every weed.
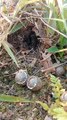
[0,75,67,120]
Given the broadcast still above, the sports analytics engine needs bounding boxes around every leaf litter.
[0,1,67,120]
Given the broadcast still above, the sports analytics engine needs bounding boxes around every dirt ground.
[0,22,67,120]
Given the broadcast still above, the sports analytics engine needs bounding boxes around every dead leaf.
[40,52,55,73]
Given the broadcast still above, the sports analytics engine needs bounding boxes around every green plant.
[37,75,67,120]
[0,75,67,120]
[0,0,67,64]
[41,0,67,56]
[0,0,40,66]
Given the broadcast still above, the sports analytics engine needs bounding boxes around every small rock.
[44,115,52,120]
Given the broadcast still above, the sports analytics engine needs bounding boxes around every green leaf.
[59,36,67,47]
[36,101,49,111]
[47,46,59,53]
[56,20,65,32]
[10,22,25,34]
[0,94,31,103]
[50,74,59,83]
[0,94,49,111]
[53,107,67,120]
[2,41,19,67]
[63,7,67,19]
